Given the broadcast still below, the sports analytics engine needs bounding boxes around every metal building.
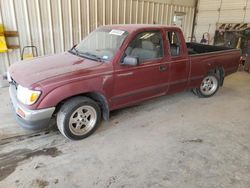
[0,0,195,74]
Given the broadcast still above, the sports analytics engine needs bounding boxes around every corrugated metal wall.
[195,0,250,43]
[0,0,195,74]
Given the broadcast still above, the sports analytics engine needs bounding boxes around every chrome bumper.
[9,84,55,130]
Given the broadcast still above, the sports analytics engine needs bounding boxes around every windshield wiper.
[69,45,80,56]
[69,47,104,62]
[78,52,104,62]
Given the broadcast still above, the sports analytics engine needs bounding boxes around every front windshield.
[73,27,128,61]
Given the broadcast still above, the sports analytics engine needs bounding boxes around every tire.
[57,96,101,140]
[194,73,220,98]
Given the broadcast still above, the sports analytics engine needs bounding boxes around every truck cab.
[112,26,189,108]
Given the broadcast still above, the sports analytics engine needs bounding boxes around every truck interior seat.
[130,40,157,60]
[170,45,180,56]
[125,46,133,55]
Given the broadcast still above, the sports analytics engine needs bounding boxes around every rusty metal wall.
[0,0,195,73]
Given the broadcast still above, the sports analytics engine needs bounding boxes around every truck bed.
[186,42,235,55]
[187,42,240,81]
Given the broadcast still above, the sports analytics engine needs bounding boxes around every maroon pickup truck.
[7,24,240,140]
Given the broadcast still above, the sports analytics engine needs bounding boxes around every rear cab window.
[166,31,182,57]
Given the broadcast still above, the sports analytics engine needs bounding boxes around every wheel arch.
[85,92,110,121]
[208,65,225,86]
[54,92,110,121]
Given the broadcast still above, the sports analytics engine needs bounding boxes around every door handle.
[117,72,134,77]
[159,65,167,72]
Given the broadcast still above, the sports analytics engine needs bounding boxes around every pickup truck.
[7,24,240,140]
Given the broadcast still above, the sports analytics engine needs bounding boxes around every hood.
[9,52,103,87]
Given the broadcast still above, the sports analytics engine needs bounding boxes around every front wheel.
[57,96,101,140]
[194,73,220,98]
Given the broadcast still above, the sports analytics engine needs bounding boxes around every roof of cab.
[101,24,180,33]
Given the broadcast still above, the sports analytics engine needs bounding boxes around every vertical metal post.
[135,0,138,23]
[169,4,173,25]
[124,0,126,24]
[95,0,98,27]
[58,0,64,51]
[152,2,155,24]
[152,2,155,23]
[110,0,113,24]
[186,7,191,41]
[189,7,193,40]
[86,0,90,33]
[191,0,198,42]
[217,0,222,23]
[165,4,169,25]
[129,0,132,23]
[160,4,164,24]
[243,0,248,22]
[11,0,22,57]
[146,1,149,24]
[141,1,144,23]
[117,0,120,23]
[69,0,73,46]
[103,0,106,25]
[24,0,32,45]
[156,3,159,24]
[36,0,44,55]
[47,0,54,53]
[78,0,82,41]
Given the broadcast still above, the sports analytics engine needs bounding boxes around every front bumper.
[9,84,55,130]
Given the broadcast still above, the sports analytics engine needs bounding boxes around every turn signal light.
[16,108,25,118]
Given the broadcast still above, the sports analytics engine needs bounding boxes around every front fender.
[37,78,106,109]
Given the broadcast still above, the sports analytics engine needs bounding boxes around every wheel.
[195,73,220,98]
[57,96,101,140]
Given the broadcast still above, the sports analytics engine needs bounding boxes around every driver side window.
[125,31,163,62]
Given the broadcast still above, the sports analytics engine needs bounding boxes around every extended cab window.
[167,31,181,56]
[125,31,163,62]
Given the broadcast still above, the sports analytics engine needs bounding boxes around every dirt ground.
[0,72,249,188]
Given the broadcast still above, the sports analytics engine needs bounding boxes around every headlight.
[17,85,41,105]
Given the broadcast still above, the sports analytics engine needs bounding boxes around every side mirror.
[122,56,139,66]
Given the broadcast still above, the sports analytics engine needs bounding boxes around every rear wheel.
[194,73,220,98]
[57,96,101,140]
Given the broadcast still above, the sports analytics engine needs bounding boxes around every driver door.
[111,30,170,109]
